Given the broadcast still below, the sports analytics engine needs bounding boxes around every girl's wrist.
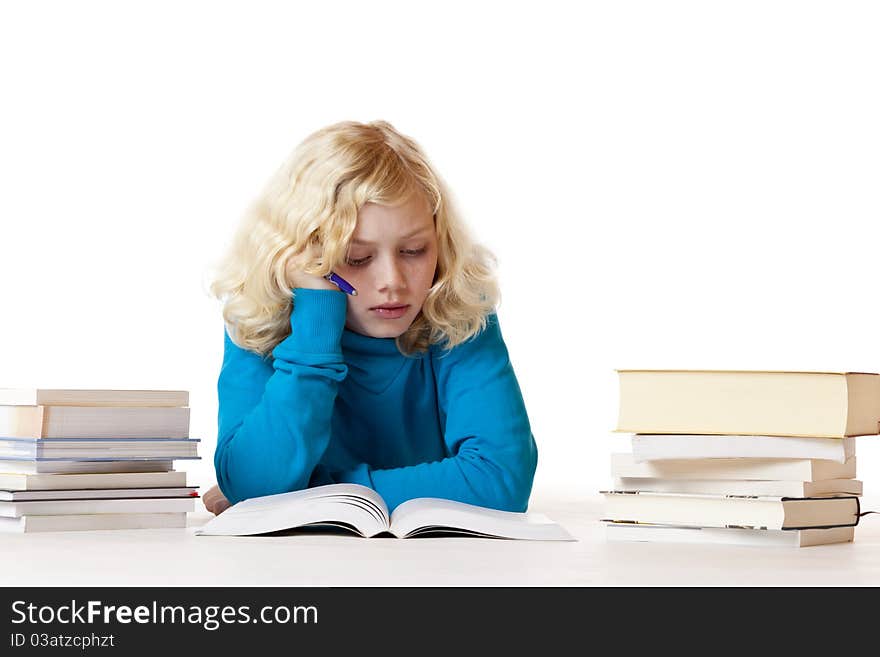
[281,288,348,355]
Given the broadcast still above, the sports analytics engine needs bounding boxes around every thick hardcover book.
[0,405,190,439]
[0,389,189,407]
[610,453,857,481]
[0,438,200,459]
[611,477,863,498]
[0,512,188,533]
[196,483,575,541]
[0,459,177,474]
[616,370,880,437]
[630,434,855,463]
[0,496,196,517]
[601,490,861,530]
[604,522,855,547]
[0,470,188,491]
[0,487,199,501]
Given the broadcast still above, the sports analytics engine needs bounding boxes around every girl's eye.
[346,248,425,266]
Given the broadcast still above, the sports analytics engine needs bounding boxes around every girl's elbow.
[213,432,311,503]
[478,474,531,512]
[499,438,538,512]
[491,488,531,513]
[497,467,536,513]
[215,465,310,505]
[469,447,537,513]
[214,448,252,505]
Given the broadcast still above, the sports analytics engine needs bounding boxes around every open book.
[195,483,575,541]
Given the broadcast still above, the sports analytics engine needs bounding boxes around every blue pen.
[324,271,358,296]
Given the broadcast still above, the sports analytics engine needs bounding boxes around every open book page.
[388,498,576,541]
[195,484,390,537]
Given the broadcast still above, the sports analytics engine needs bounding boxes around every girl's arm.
[214,289,348,504]
[333,314,538,513]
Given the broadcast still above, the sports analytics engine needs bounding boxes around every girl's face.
[336,193,438,338]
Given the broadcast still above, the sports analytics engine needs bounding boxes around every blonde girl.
[203,120,537,515]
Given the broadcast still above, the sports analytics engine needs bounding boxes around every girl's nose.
[377,255,407,292]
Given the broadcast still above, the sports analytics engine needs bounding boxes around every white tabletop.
[3,492,879,587]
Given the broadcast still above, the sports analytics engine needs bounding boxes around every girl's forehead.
[352,198,435,243]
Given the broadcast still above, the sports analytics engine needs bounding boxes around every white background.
[1,1,878,502]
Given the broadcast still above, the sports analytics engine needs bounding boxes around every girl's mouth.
[370,304,410,319]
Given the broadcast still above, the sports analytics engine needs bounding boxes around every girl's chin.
[345,316,414,339]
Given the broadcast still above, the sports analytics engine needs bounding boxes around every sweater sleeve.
[334,313,538,513]
[214,288,348,504]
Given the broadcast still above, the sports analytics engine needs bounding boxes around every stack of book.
[602,370,879,547]
[0,388,200,533]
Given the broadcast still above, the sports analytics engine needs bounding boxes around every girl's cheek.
[406,266,433,289]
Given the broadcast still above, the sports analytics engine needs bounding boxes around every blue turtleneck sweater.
[214,288,537,513]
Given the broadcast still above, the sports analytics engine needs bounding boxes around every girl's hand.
[285,248,338,292]
[203,484,232,515]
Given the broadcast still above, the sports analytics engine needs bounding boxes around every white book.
[611,477,863,498]
[0,487,198,501]
[0,438,200,459]
[604,522,855,547]
[0,497,196,517]
[0,470,187,491]
[0,389,189,407]
[0,405,190,439]
[631,434,855,463]
[601,490,861,530]
[0,459,176,474]
[0,512,188,533]
[196,483,575,541]
[611,452,857,481]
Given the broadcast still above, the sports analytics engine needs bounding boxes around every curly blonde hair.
[209,120,500,357]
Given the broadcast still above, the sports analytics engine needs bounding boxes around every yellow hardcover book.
[616,370,880,438]
[0,389,189,407]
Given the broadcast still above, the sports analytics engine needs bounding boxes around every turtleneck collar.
[341,328,405,357]
[340,328,419,395]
